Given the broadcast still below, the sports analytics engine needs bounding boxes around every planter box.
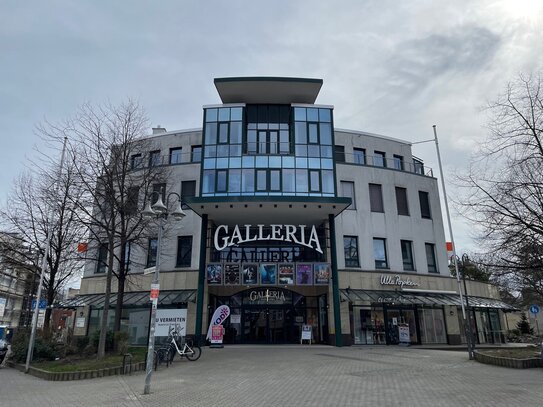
[474,351,543,369]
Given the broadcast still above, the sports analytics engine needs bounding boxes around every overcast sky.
[1,0,542,252]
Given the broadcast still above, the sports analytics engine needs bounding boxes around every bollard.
[122,353,133,375]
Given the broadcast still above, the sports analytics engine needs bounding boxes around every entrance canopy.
[58,290,197,309]
[340,289,518,311]
[184,196,351,225]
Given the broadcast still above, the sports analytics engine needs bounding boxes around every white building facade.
[73,77,513,346]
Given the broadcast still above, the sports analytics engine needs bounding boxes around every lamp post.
[142,189,185,395]
[412,126,473,359]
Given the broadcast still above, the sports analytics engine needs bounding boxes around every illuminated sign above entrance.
[249,289,287,303]
[214,224,323,254]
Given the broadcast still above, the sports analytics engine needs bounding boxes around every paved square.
[1,346,542,406]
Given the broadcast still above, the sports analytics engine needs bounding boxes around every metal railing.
[339,153,433,177]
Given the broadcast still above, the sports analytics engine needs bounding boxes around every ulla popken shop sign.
[380,274,419,288]
[214,224,323,254]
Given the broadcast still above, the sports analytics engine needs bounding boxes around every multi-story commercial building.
[70,77,514,346]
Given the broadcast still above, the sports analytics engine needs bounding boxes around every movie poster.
[278,264,295,285]
[259,264,277,285]
[223,264,240,285]
[296,264,313,285]
[207,263,222,285]
[314,263,331,285]
[242,264,258,285]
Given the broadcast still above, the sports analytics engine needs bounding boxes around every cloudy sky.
[1,0,542,251]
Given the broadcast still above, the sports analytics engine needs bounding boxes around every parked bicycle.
[159,326,202,363]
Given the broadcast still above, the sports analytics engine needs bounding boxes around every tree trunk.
[97,232,114,359]
[43,285,56,330]
[114,274,125,332]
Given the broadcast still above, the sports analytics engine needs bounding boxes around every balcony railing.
[339,153,433,177]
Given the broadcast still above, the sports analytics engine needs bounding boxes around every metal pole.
[432,125,473,359]
[25,136,68,373]
[143,215,163,395]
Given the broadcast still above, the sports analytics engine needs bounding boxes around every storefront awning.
[57,290,197,309]
[339,289,518,311]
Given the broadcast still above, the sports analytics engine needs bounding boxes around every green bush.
[91,330,114,352]
[10,330,57,363]
[114,331,129,355]
[74,336,90,355]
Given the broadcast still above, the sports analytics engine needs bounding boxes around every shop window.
[147,238,158,268]
[340,181,356,209]
[425,243,438,273]
[373,238,388,269]
[169,147,183,164]
[419,191,431,219]
[369,183,384,213]
[176,236,192,267]
[96,243,108,274]
[401,240,415,271]
[344,236,359,267]
[395,187,409,216]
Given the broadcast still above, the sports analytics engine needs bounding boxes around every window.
[96,243,108,274]
[395,187,409,216]
[216,170,228,192]
[369,183,384,212]
[191,146,202,162]
[130,154,142,170]
[344,236,359,267]
[309,170,320,192]
[393,155,404,170]
[181,180,196,199]
[125,186,139,215]
[147,238,158,268]
[152,183,166,204]
[334,145,345,163]
[340,181,356,209]
[373,238,388,269]
[401,240,415,271]
[373,151,386,167]
[308,123,319,144]
[176,236,192,267]
[149,150,161,167]
[353,148,366,165]
[256,170,267,191]
[425,243,438,273]
[419,191,431,219]
[170,148,183,164]
[413,158,424,175]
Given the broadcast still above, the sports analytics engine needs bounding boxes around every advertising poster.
[155,309,188,337]
[398,324,410,344]
[259,264,277,284]
[314,263,331,285]
[224,264,240,285]
[296,264,313,285]
[242,264,258,285]
[207,263,223,285]
[278,264,295,285]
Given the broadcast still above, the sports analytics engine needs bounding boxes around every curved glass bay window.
[201,104,335,197]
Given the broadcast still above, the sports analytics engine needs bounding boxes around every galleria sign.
[380,274,419,288]
[214,224,323,254]
[249,289,287,302]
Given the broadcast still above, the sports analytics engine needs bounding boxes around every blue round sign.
[529,304,540,315]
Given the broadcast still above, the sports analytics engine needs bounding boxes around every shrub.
[10,330,57,363]
[74,336,90,355]
[114,331,129,355]
[91,330,114,352]
[516,313,535,335]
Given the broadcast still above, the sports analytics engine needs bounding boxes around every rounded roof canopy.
[214,77,323,104]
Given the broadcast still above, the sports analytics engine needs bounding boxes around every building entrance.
[242,306,301,343]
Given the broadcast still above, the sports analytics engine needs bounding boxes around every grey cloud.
[385,25,501,94]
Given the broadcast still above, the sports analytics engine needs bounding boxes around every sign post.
[529,305,540,337]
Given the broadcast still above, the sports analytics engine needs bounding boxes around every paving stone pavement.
[1,345,542,407]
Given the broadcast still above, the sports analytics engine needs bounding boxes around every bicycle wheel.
[186,345,201,361]
[168,344,176,363]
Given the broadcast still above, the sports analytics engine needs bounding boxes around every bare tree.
[0,157,86,329]
[56,100,167,358]
[457,73,543,303]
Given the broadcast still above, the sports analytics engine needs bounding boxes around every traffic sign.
[529,304,540,315]
[31,299,47,309]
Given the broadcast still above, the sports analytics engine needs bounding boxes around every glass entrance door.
[242,306,300,343]
[243,308,268,343]
[385,308,419,345]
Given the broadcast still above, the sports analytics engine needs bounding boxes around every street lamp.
[412,125,474,360]
[142,189,185,395]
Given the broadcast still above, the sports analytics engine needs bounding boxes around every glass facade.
[201,104,335,197]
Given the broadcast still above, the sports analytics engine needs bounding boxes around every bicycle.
[164,327,202,362]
